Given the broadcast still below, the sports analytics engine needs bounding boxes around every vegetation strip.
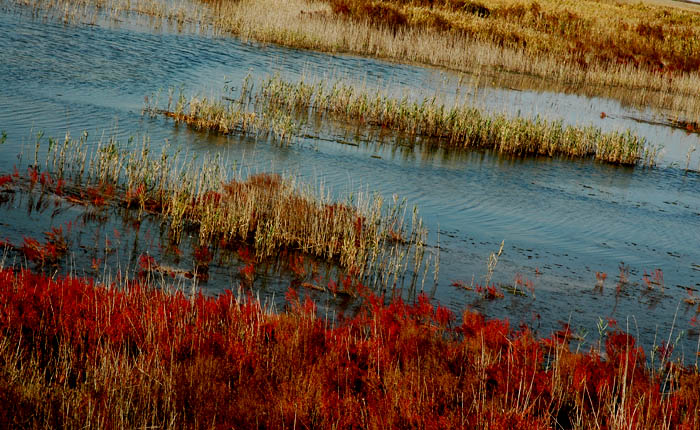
[145,88,300,143]
[150,76,660,166]
[0,268,698,428]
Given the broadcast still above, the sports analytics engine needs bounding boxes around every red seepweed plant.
[15,227,69,267]
[0,268,697,428]
[0,174,12,187]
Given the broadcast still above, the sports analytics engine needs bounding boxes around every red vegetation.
[39,171,53,187]
[288,253,307,278]
[60,181,118,207]
[27,166,38,185]
[475,282,504,300]
[55,178,65,195]
[125,183,147,209]
[19,227,69,267]
[670,119,700,134]
[451,279,472,290]
[514,272,535,297]
[0,269,697,428]
[595,271,607,291]
[236,244,254,263]
[193,245,213,267]
[86,183,115,206]
[239,262,255,282]
[138,253,157,271]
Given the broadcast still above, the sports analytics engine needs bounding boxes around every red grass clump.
[193,245,213,267]
[0,269,698,429]
[19,227,69,267]
[239,262,255,282]
[288,253,307,278]
[86,183,115,206]
[474,282,504,299]
[27,166,39,185]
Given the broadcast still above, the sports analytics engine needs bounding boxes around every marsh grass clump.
[144,89,299,143]
[326,0,700,75]
[26,132,429,286]
[159,76,659,166]
[254,76,659,166]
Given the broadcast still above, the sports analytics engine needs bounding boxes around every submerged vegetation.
[10,0,700,121]
[0,268,698,428]
[148,76,660,166]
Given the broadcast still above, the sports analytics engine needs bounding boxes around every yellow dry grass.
[629,0,700,13]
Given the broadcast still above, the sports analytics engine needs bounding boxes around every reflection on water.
[0,5,699,354]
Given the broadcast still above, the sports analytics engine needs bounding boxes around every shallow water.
[1,5,699,354]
